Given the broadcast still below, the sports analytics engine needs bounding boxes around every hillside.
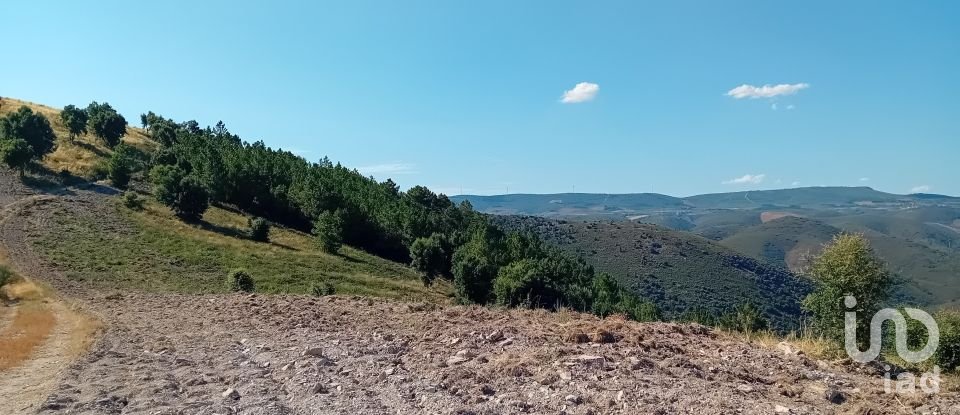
[25,182,449,302]
[452,186,958,218]
[682,186,902,209]
[0,97,155,177]
[450,193,687,216]
[718,214,960,308]
[3,172,956,414]
[490,215,811,330]
[720,216,840,272]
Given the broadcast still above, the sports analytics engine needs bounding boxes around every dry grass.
[0,97,156,176]
[0,301,56,371]
[732,328,841,360]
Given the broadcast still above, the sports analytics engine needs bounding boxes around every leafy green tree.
[86,101,127,148]
[0,106,56,159]
[410,233,448,286]
[802,233,894,341]
[451,224,505,304]
[314,210,344,253]
[150,164,185,206]
[150,119,178,147]
[493,259,559,308]
[149,165,209,221]
[174,176,210,221]
[60,105,88,140]
[107,146,134,188]
[0,139,33,177]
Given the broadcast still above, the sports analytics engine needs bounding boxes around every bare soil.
[0,171,957,414]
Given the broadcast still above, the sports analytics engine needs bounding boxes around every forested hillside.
[0,97,663,323]
[491,215,812,330]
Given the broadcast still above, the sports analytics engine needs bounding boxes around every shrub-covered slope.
[491,215,811,330]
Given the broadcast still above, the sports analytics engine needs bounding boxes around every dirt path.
[0,300,95,414]
[0,187,98,414]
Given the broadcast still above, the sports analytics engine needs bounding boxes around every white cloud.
[771,103,778,110]
[727,83,810,99]
[786,104,796,110]
[859,177,870,182]
[722,174,766,185]
[561,82,599,103]
[357,162,417,176]
[791,181,801,187]
[911,185,932,193]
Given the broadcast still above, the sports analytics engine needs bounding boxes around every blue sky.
[2,1,957,196]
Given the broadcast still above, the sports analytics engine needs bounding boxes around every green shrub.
[0,264,14,288]
[248,217,270,242]
[718,302,769,334]
[313,210,344,253]
[410,233,447,286]
[679,307,718,326]
[912,310,960,372]
[90,160,110,181]
[122,191,145,210]
[107,147,133,188]
[226,269,255,292]
[150,165,209,222]
[802,233,893,342]
[310,281,336,297]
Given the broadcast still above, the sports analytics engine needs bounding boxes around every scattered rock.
[824,388,846,404]
[303,347,324,357]
[775,404,791,413]
[571,355,605,367]
[590,329,616,344]
[222,388,240,400]
[565,394,582,405]
[447,356,470,365]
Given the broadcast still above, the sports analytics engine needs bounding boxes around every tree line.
[0,102,128,176]
[132,110,661,320]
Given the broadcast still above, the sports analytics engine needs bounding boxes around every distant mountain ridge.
[452,186,958,217]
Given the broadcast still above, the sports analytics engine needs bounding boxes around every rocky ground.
[0,171,958,414]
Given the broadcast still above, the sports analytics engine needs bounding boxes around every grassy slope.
[0,97,155,176]
[720,216,839,272]
[492,215,811,330]
[31,191,452,303]
[719,214,960,308]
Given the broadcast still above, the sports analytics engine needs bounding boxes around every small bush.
[90,160,110,181]
[122,191,145,210]
[226,269,255,292]
[0,265,14,288]
[107,147,133,188]
[248,217,270,242]
[718,302,769,334]
[310,281,336,297]
[0,265,16,301]
[920,310,960,372]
